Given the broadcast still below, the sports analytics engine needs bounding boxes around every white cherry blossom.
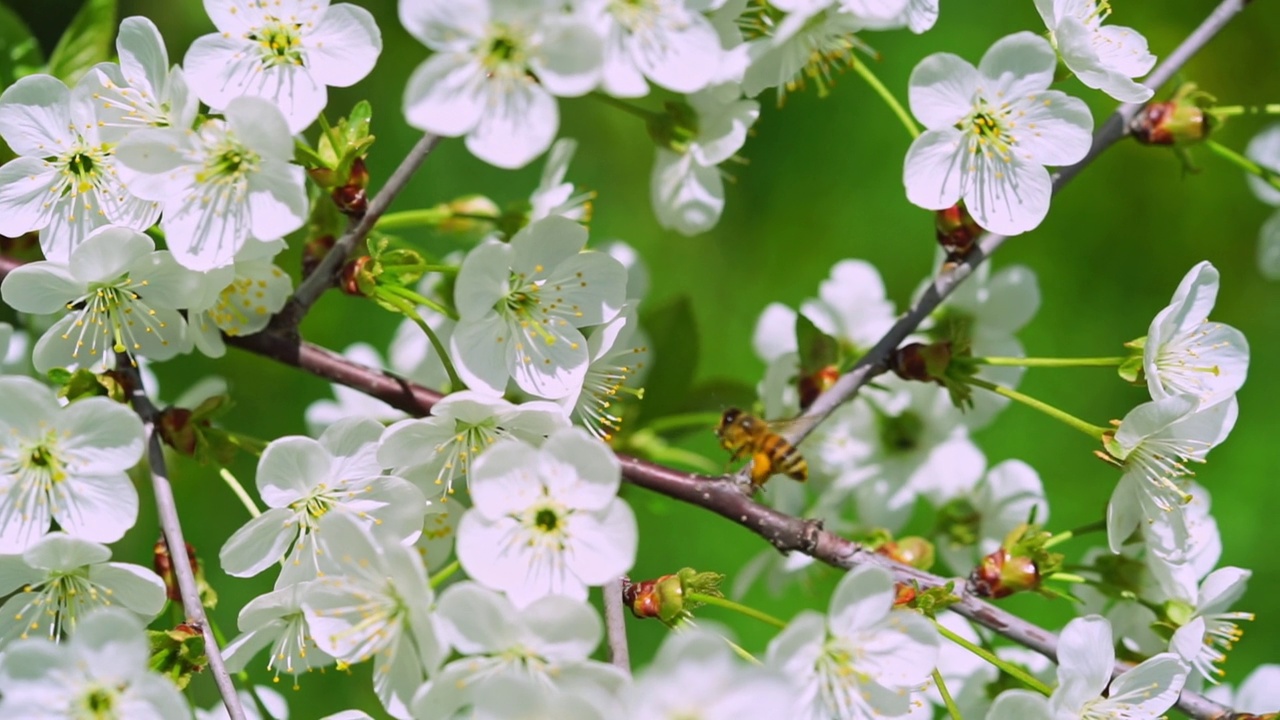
[1036,0,1156,102]
[303,514,448,719]
[0,74,159,260]
[0,376,144,550]
[450,216,626,399]
[81,16,198,139]
[935,459,1048,573]
[0,533,165,647]
[1169,567,1254,682]
[1106,394,1237,560]
[0,226,195,374]
[223,585,336,688]
[624,628,798,719]
[400,0,603,169]
[767,564,940,719]
[220,417,427,585]
[378,390,569,499]
[455,429,637,608]
[1245,125,1280,280]
[188,240,292,359]
[0,608,190,719]
[1205,664,1280,714]
[197,687,288,720]
[1143,261,1248,409]
[651,82,758,235]
[988,615,1187,720]
[185,0,383,133]
[412,582,625,719]
[903,32,1093,235]
[583,0,723,97]
[115,97,308,271]
[530,138,594,222]
[559,303,649,440]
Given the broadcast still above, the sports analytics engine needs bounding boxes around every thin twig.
[603,578,631,672]
[279,133,442,328]
[117,359,246,720]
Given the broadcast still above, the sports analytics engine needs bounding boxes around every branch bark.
[278,132,442,329]
[603,577,632,673]
[117,359,247,720]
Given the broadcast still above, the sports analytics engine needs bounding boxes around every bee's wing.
[764,414,823,440]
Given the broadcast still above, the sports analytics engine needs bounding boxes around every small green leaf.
[795,313,838,375]
[0,3,44,89]
[635,295,698,423]
[47,0,117,85]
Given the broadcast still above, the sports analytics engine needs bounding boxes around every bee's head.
[720,408,742,427]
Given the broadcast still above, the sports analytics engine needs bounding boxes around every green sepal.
[1119,336,1146,384]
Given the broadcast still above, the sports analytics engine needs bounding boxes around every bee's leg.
[750,452,774,486]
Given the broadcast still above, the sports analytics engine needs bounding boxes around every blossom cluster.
[0,0,1275,718]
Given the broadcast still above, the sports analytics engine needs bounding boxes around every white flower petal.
[978,32,1056,99]
[256,437,332,506]
[219,507,298,577]
[903,128,964,211]
[50,474,139,544]
[404,54,486,137]
[89,563,166,617]
[306,4,382,87]
[908,53,981,129]
[465,80,558,169]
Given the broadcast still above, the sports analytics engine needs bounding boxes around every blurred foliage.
[6,0,1280,715]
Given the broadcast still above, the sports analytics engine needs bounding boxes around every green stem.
[972,356,1125,368]
[966,376,1108,440]
[1209,104,1280,118]
[1203,139,1280,192]
[429,560,461,589]
[1050,572,1088,584]
[686,592,787,629]
[1044,519,1107,548]
[850,56,920,139]
[933,619,1053,697]
[220,468,262,519]
[646,411,726,435]
[720,636,763,665]
[403,305,464,392]
[379,283,459,321]
[591,92,661,121]
[933,668,964,720]
[374,207,455,232]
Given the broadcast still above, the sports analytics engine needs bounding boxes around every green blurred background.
[5,0,1280,716]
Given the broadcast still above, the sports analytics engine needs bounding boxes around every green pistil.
[27,443,67,483]
[534,508,559,532]
[483,26,526,70]
[67,151,96,178]
[295,489,335,520]
[249,21,305,67]
[879,410,924,453]
[198,142,259,186]
[80,685,117,717]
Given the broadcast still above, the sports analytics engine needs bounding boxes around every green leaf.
[0,3,44,89]
[795,313,838,375]
[46,0,117,85]
[635,295,698,423]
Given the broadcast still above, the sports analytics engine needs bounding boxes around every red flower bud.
[935,202,983,257]
[798,365,840,410]
[154,538,199,604]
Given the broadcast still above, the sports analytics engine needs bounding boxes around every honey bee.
[715,408,808,486]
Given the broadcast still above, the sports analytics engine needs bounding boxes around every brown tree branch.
[603,577,632,673]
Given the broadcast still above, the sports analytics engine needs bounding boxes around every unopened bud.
[1131,84,1214,146]
[798,365,840,410]
[970,547,1041,599]
[443,195,500,234]
[892,341,952,383]
[154,538,198,603]
[332,157,370,217]
[158,407,197,457]
[877,536,936,571]
[622,568,724,626]
[893,583,917,606]
[935,202,982,258]
[339,255,374,297]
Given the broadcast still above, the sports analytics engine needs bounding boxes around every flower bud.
[798,365,840,410]
[332,157,370,217]
[880,536,936,571]
[622,568,724,626]
[935,202,982,258]
[339,255,374,297]
[154,538,198,604]
[442,195,501,234]
[1130,83,1214,146]
[158,407,198,457]
[892,341,952,383]
[970,547,1040,599]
